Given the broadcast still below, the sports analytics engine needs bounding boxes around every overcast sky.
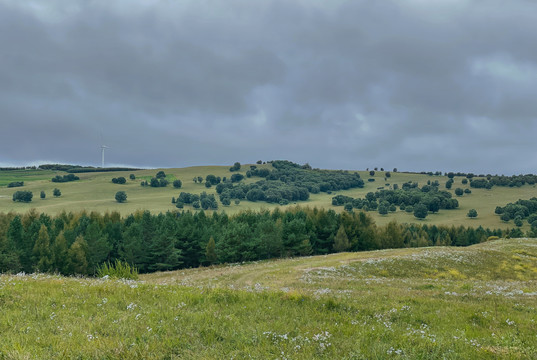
[1,0,536,174]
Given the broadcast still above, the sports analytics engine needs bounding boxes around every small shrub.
[96,260,138,280]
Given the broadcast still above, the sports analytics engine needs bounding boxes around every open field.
[1,164,536,230]
[1,238,536,358]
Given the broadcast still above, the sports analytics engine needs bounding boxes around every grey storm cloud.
[1,0,536,173]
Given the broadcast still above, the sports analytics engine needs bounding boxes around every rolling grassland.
[0,239,535,359]
[0,164,535,230]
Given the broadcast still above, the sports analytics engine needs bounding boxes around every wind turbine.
[101,144,109,168]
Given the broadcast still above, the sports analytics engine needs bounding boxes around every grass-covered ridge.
[1,162,537,231]
[1,238,536,359]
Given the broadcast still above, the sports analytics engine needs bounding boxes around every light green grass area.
[0,169,57,186]
[1,239,536,358]
[1,166,535,230]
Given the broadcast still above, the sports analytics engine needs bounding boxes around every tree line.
[0,207,510,276]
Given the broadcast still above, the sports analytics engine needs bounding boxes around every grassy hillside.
[1,164,535,230]
[1,238,536,358]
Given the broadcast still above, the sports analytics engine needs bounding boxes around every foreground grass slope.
[1,239,536,359]
[1,164,536,230]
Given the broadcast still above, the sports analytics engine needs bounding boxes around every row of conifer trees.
[0,207,508,276]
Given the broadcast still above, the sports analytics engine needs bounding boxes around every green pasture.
[1,238,536,359]
[0,165,535,230]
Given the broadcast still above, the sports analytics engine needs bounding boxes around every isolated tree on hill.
[129,174,136,180]
[333,225,350,252]
[173,179,182,188]
[467,209,478,218]
[115,191,127,203]
[53,188,61,197]
[455,188,464,196]
[369,170,375,176]
[40,191,46,199]
[156,171,166,179]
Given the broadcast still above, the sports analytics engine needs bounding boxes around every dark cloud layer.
[1,0,536,174]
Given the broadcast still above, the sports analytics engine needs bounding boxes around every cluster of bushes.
[7,181,24,188]
[217,180,309,205]
[332,183,459,219]
[51,174,79,183]
[444,172,537,190]
[215,160,364,206]
[0,208,508,276]
[173,192,218,210]
[12,189,62,203]
[495,198,537,228]
[140,171,171,188]
[112,177,126,184]
[12,191,33,202]
[248,160,365,193]
[229,162,241,172]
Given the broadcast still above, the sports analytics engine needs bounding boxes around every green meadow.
[0,164,535,231]
[1,238,536,359]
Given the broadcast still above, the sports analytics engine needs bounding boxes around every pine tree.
[33,224,54,272]
[67,235,89,275]
[334,225,351,252]
[205,236,217,265]
[148,215,182,272]
[85,222,111,273]
[53,231,69,275]
[120,223,148,272]
[333,225,350,252]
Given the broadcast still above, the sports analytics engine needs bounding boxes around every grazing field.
[0,164,536,231]
[1,238,536,359]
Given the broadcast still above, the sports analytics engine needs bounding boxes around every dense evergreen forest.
[0,207,512,276]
